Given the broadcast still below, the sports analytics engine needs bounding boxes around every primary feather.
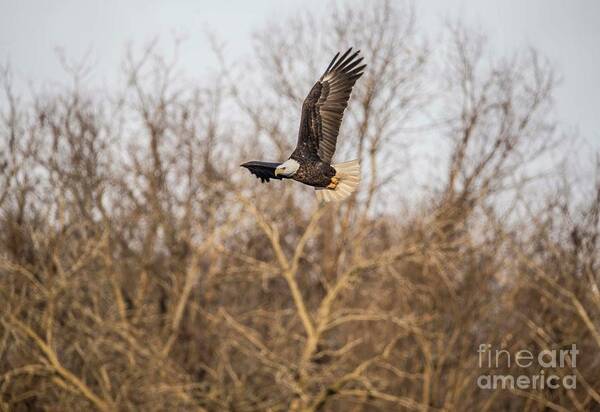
[294,48,367,164]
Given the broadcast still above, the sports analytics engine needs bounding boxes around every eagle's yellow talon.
[327,176,340,189]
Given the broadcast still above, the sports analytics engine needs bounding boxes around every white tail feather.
[315,159,360,203]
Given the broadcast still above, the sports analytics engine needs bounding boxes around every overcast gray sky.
[1,0,599,145]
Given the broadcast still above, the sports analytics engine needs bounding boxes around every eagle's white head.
[274,159,300,177]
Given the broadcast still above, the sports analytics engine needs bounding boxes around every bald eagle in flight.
[241,48,366,202]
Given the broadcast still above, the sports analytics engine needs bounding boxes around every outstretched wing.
[296,48,366,164]
[240,161,283,183]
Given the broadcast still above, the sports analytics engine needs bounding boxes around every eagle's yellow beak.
[274,167,282,176]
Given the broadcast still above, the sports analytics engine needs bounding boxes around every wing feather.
[311,49,366,163]
[293,48,366,164]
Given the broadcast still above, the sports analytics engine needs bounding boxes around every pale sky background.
[0,0,599,147]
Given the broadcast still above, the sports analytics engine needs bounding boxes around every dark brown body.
[291,159,336,188]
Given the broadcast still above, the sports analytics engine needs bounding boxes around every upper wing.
[297,48,366,164]
[240,161,283,183]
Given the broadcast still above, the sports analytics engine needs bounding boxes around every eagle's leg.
[327,176,340,190]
